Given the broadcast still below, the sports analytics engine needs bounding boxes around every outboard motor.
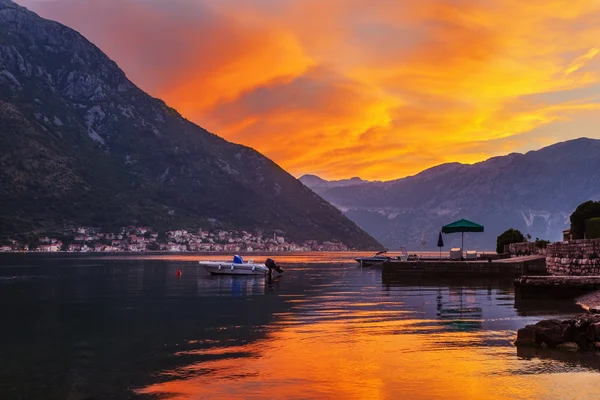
[265,258,283,273]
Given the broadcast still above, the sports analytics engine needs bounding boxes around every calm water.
[1,253,600,399]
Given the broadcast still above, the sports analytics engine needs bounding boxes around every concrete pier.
[381,255,546,277]
[515,275,600,299]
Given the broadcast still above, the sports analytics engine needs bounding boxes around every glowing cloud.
[565,48,600,76]
[17,0,600,180]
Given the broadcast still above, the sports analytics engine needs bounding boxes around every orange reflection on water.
[80,251,445,265]
[136,310,600,399]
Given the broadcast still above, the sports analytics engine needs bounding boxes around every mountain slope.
[303,138,600,249]
[0,0,381,249]
[298,174,371,191]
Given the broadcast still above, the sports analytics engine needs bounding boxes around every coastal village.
[0,226,349,253]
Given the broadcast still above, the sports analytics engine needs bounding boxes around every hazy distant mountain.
[0,0,381,249]
[302,138,600,250]
[299,174,372,191]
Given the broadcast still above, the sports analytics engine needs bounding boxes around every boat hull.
[199,261,270,276]
[354,257,390,267]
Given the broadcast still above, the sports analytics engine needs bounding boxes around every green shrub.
[586,218,600,239]
[147,242,160,251]
[496,228,526,254]
[535,238,550,249]
[570,201,600,239]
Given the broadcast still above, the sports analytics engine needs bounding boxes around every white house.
[40,244,60,252]
[167,243,181,252]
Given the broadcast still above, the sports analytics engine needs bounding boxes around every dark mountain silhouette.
[0,0,380,249]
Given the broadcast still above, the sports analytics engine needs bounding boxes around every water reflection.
[197,274,269,297]
[1,254,600,399]
[516,346,600,372]
[513,297,584,317]
[436,288,483,332]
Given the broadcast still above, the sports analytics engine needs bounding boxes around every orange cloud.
[565,48,600,76]
[18,0,600,180]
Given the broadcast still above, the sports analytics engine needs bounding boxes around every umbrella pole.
[461,232,464,259]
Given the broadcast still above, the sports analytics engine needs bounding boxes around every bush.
[535,238,550,249]
[146,242,160,251]
[586,218,600,239]
[496,228,525,254]
[570,201,600,239]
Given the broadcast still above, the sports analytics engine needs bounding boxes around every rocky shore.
[576,290,600,313]
[515,314,600,351]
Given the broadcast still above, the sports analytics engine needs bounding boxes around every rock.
[534,319,572,348]
[572,315,598,348]
[515,325,537,347]
[586,322,600,341]
[556,342,579,351]
[517,314,600,352]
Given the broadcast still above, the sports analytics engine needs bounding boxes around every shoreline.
[576,290,600,312]
[0,250,494,255]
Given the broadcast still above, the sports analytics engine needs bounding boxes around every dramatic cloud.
[19,0,600,179]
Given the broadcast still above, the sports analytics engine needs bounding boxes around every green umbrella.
[441,219,484,254]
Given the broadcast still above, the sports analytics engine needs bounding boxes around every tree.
[570,200,600,239]
[157,231,168,243]
[534,238,551,249]
[586,218,600,240]
[55,234,73,251]
[496,228,525,254]
[27,236,40,251]
[146,242,160,251]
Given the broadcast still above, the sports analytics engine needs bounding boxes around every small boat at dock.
[355,250,392,267]
[199,255,283,276]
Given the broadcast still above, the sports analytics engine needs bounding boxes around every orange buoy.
[177,268,182,277]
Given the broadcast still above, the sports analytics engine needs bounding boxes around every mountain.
[0,0,381,249]
[299,174,371,190]
[302,138,600,250]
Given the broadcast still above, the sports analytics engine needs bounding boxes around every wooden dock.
[382,255,546,277]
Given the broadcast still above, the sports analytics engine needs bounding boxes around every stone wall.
[509,242,547,256]
[546,239,600,275]
[381,258,545,277]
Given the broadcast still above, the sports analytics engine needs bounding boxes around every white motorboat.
[199,256,283,276]
[354,250,391,267]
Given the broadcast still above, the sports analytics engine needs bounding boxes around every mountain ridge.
[306,138,598,186]
[0,0,381,249]
[298,174,372,188]
[302,138,600,249]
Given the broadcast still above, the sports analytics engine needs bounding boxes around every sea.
[1,252,599,399]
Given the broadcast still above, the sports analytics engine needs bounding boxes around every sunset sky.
[17,0,600,180]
